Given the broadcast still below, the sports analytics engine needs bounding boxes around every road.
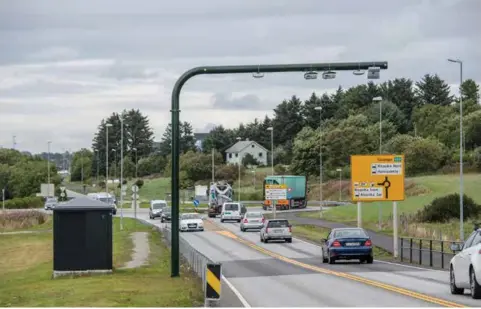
[121,208,477,307]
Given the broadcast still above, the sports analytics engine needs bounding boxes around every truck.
[207,180,233,218]
[262,175,307,211]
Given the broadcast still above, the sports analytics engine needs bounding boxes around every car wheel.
[322,249,328,263]
[220,219,224,223]
[366,256,373,264]
[260,235,264,242]
[286,238,292,243]
[161,218,164,223]
[328,252,336,264]
[264,237,269,243]
[450,266,464,295]
[470,267,481,299]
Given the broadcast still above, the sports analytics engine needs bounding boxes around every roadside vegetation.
[0,217,203,307]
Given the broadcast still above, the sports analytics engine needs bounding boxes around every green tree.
[415,74,454,106]
[460,79,480,103]
[123,109,155,158]
[404,138,447,175]
[364,100,407,133]
[242,153,260,167]
[70,149,93,182]
[159,122,196,156]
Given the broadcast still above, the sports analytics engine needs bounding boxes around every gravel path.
[121,232,150,269]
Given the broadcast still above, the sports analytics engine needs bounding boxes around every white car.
[180,213,204,232]
[450,229,481,298]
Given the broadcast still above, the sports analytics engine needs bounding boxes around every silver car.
[240,212,265,232]
[44,197,58,210]
[260,219,292,243]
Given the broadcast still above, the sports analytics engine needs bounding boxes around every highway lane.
[122,209,455,307]
[212,218,479,307]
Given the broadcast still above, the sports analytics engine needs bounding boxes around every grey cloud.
[100,60,158,80]
[211,93,276,111]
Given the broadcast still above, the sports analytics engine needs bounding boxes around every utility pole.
[211,148,215,184]
[47,141,52,197]
[120,116,124,230]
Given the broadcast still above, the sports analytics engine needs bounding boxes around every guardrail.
[399,237,463,269]
[161,226,214,293]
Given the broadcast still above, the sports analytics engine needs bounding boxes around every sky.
[0,0,480,153]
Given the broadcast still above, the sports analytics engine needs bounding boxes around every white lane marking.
[222,275,251,308]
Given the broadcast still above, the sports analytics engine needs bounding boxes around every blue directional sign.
[193,199,200,207]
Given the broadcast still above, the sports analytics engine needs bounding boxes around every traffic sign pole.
[357,202,362,228]
[393,201,398,258]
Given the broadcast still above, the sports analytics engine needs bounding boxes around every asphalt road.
[121,209,477,307]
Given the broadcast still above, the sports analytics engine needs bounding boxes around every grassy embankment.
[300,174,481,241]
[0,212,203,307]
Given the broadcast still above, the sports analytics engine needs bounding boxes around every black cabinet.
[53,197,113,277]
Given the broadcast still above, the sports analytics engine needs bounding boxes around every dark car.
[161,207,171,223]
[321,227,373,264]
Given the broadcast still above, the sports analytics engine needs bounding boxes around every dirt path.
[121,232,150,269]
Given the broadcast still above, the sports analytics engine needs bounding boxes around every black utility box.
[52,197,114,278]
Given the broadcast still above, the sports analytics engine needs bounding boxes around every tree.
[158,122,196,156]
[364,100,407,132]
[415,74,454,106]
[70,149,93,182]
[242,153,260,167]
[404,138,447,175]
[378,78,418,126]
[460,79,480,103]
[123,109,154,158]
[201,125,235,155]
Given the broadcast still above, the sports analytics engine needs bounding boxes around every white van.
[220,202,243,223]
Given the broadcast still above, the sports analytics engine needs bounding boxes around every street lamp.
[314,106,323,216]
[95,150,99,185]
[252,168,256,190]
[112,149,117,182]
[106,123,113,195]
[132,147,138,178]
[448,58,464,241]
[236,137,241,202]
[336,168,342,201]
[47,141,52,197]
[373,96,383,154]
[120,116,124,231]
[267,127,274,175]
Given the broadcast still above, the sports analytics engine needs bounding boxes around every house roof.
[225,140,268,153]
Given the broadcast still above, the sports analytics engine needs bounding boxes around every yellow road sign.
[264,184,287,200]
[264,184,287,189]
[350,154,405,202]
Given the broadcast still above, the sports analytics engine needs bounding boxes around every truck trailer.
[262,175,307,210]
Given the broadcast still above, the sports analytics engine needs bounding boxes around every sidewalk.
[283,213,454,269]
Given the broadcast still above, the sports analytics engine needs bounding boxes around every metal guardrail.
[161,226,214,293]
[400,237,463,269]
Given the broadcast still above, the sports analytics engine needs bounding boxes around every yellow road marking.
[212,222,465,307]
[207,268,221,296]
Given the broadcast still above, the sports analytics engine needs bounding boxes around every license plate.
[274,230,283,233]
[188,224,196,228]
[345,242,360,246]
[251,220,259,222]
[225,212,231,215]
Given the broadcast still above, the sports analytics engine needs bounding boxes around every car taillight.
[243,218,248,223]
[261,217,265,223]
[332,240,341,247]
[365,239,372,247]
[288,226,292,233]
[266,227,269,233]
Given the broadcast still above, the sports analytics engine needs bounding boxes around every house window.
[251,144,255,148]
[235,153,238,157]
[258,152,263,157]
[229,153,232,158]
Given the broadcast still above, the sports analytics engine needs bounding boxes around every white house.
[225,139,268,166]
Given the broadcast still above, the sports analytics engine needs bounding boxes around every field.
[300,173,481,240]
[0,215,203,307]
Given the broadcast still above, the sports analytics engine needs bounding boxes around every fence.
[159,225,214,294]
[399,237,463,269]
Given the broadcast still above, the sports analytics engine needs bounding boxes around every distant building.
[225,139,268,166]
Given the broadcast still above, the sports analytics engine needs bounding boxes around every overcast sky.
[0,0,480,153]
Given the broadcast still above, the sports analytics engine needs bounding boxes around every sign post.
[265,184,287,219]
[2,188,5,212]
[205,263,222,306]
[351,154,405,258]
[131,185,139,220]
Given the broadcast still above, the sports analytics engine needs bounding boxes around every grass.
[0,210,52,232]
[299,174,481,241]
[0,217,203,307]
[290,224,393,260]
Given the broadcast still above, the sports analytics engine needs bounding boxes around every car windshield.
[163,207,171,214]
[153,203,166,209]
[268,220,289,228]
[46,198,57,202]
[333,228,367,238]
[246,212,262,218]
[98,197,113,204]
[181,213,200,220]
[224,204,239,211]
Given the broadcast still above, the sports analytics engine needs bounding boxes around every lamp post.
[106,123,113,195]
[236,137,241,202]
[267,127,274,175]
[120,116,124,231]
[336,168,342,201]
[314,106,323,217]
[373,96,383,230]
[112,149,117,184]
[95,150,99,185]
[47,141,51,197]
[448,58,464,241]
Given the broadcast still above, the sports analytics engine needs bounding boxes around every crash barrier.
[400,237,463,269]
[160,226,221,306]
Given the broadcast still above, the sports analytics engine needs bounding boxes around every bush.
[135,179,144,189]
[242,191,264,201]
[0,210,49,230]
[98,181,106,189]
[274,164,287,174]
[415,193,481,223]
[4,197,44,209]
